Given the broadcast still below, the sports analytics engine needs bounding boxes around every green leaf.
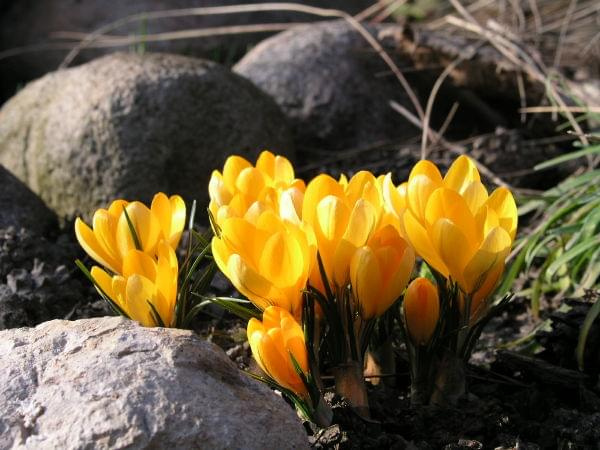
[195,295,261,321]
[534,145,600,170]
[576,297,600,370]
[546,236,600,280]
[147,300,166,327]
[122,206,142,251]
[75,259,129,318]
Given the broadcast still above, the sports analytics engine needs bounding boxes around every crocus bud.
[403,277,440,346]
[247,306,309,397]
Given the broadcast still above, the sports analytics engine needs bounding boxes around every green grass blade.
[576,297,600,370]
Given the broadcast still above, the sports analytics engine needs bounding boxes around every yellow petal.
[235,167,267,202]
[256,150,295,185]
[377,245,414,317]
[155,243,178,326]
[125,274,158,327]
[279,187,303,224]
[409,160,443,183]
[122,249,157,280]
[259,232,304,288]
[222,155,252,190]
[116,202,162,258]
[463,226,511,295]
[443,155,480,194]
[302,174,345,227]
[90,266,115,300]
[401,209,449,277]
[350,246,382,320]
[91,210,121,267]
[75,218,121,274]
[407,175,440,222]
[487,187,518,241]
[431,218,474,288]
[462,181,488,215]
[208,170,231,207]
[424,188,477,247]
[227,254,285,311]
[151,193,186,249]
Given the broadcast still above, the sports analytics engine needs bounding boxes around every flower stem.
[333,361,370,418]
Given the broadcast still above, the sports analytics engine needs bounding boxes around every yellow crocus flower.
[90,241,179,327]
[350,225,415,320]
[212,209,317,318]
[403,277,440,346]
[75,193,186,274]
[247,306,309,397]
[208,151,305,226]
[302,173,379,290]
[399,156,517,309]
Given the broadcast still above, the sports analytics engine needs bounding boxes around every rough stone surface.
[0,52,292,220]
[0,0,373,103]
[234,20,414,153]
[0,166,57,234]
[0,317,309,449]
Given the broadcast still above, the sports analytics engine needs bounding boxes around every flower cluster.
[210,151,517,415]
[75,193,186,327]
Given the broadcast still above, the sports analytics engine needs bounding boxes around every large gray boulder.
[0,52,292,220]
[0,165,57,234]
[0,0,373,103]
[234,20,414,153]
[0,317,309,449]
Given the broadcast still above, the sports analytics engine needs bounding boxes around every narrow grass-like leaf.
[576,297,600,370]
[195,294,261,321]
[122,207,142,251]
[146,300,166,327]
[534,145,600,170]
[546,236,600,280]
[75,259,128,318]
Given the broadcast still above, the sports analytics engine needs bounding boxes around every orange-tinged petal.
[443,155,480,194]
[404,277,439,345]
